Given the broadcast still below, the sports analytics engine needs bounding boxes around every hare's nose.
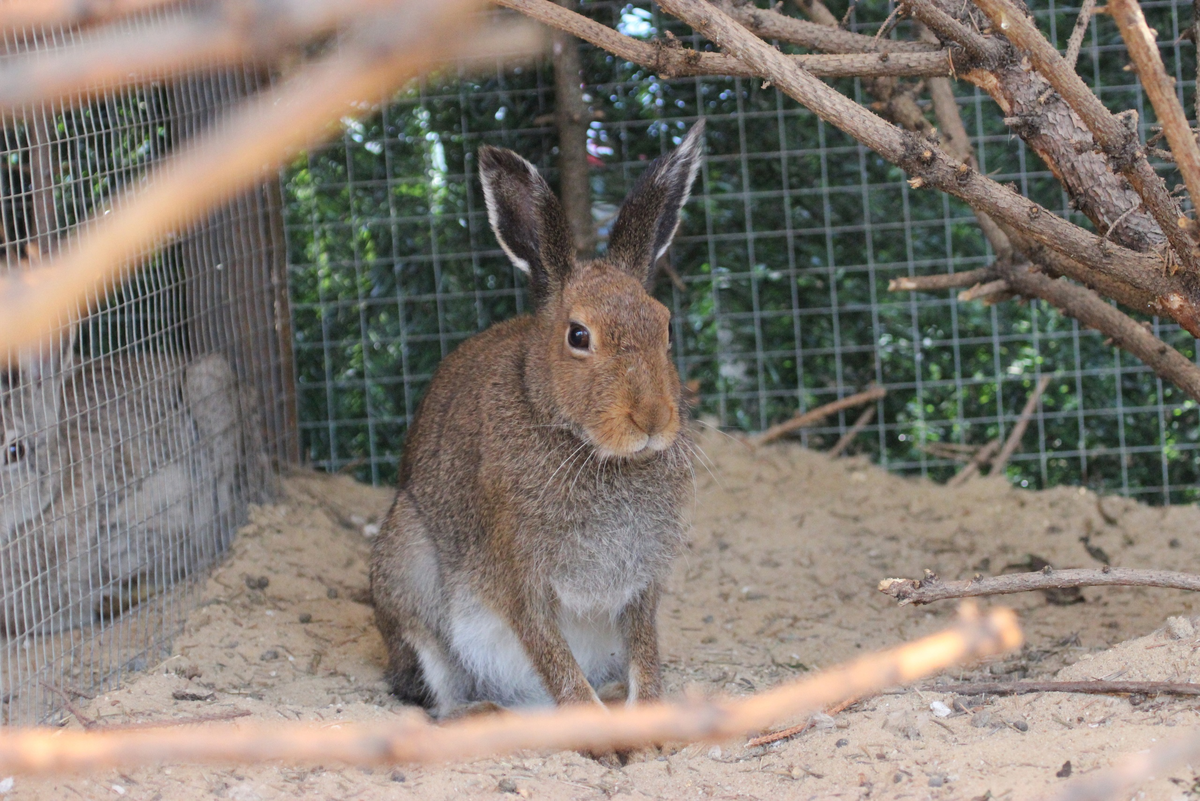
[631,400,673,438]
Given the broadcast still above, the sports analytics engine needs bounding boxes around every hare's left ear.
[606,121,705,287]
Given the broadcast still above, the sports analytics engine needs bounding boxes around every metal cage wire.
[0,9,294,724]
[284,0,1200,503]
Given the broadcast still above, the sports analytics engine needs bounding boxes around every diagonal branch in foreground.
[880,567,1200,606]
[648,0,1200,339]
[0,1,539,352]
[0,608,1019,773]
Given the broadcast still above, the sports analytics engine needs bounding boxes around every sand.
[8,425,1200,800]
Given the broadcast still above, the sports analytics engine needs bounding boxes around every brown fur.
[370,122,705,718]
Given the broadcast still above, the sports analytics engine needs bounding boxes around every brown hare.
[370,122,705,719]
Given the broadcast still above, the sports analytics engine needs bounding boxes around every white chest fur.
[446,592,626,707]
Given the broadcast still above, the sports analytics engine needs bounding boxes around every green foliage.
[284,0,1200,502]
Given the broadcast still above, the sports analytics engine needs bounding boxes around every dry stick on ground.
[933,680,1200,698]
[988,374,1053,475]
[879,567,1200,606]
[0,4,539,353]
[1110,0,1200,209]
[746,693,863,748]
[827,406,876,458]
[1054,726,1200,801]
[946,438,1001,487]
[750,386,886,447]
[971,0,1200,279]
[0,608,1021,774]
[496,0,953,79]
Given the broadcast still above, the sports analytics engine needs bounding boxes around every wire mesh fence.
[0,12,294,724]
[284,0,1200,503]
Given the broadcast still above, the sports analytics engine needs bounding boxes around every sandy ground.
[8,425,1200,800]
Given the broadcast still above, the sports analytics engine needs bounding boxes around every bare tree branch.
[880,567,1200,605]
[946,439,1000,486]
[828,405,876,457]
[1064,0,1096,70]
[889,266,998,291]
[1110,0,1200,210]
[495,0,953,79]
[551,0,596,256]
[972,0,1200,278]
[903,0,1006,69]
[651,0,1200,340]
[719,2,942,55]
[989,374,1052,475]
[750,386,887,446]
[0,609,1020,774]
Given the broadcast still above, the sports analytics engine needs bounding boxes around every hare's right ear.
[478,146,575,309]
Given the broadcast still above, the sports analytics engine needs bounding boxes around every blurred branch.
[495,0,952,78]
[0,0,402,111]
[551,0,596,256]
[946,439,1000,487]
[0,608,1020,774]
[720,2,941,54]
[935,680,1200,697]
[988,374,1052,475]
[0,3,541,352]
[1055,726,1200,801]
[880,567,1200,605]
[972,0,1200,278]
[889,267,999,292]
[827,406,876,458]
[1110,0,1200,208]
[751,386,886,446]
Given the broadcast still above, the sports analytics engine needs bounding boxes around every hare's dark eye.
[567,322,591,351]
[3,441,26,466]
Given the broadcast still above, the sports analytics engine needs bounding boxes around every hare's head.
[480,122,704,459]
[0,335,72,538]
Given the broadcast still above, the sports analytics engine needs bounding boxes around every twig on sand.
[751,387,886,447]
[932,680,1200,698]
[0,608,1020,774]
[879,567,1200,606]
[827,406,876,458]
[746,693,865,747]
[989,375,1053,475]
[946,439,1001,487]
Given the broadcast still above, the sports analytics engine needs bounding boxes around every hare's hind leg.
[371,491,473,715]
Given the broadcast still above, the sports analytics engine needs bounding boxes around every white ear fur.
[652,125,705,262]
[480,154,539,275]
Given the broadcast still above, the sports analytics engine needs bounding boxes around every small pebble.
[835,738,849,748]
[1056,761,1073,778]
[892,772,903,784]
[1170,538,1182,549]
[260,650,279,661]
[299,613,313,624]
[362,523,380,538]
[708,746,722,760]
[929,700,952,718]
[498,778,518,793]
[928,775,945,788]
[0,777,13,794]
[326,587,339,599]
[245,576,269,591]
[390,771,406,783]
[1012,719,1029,732]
